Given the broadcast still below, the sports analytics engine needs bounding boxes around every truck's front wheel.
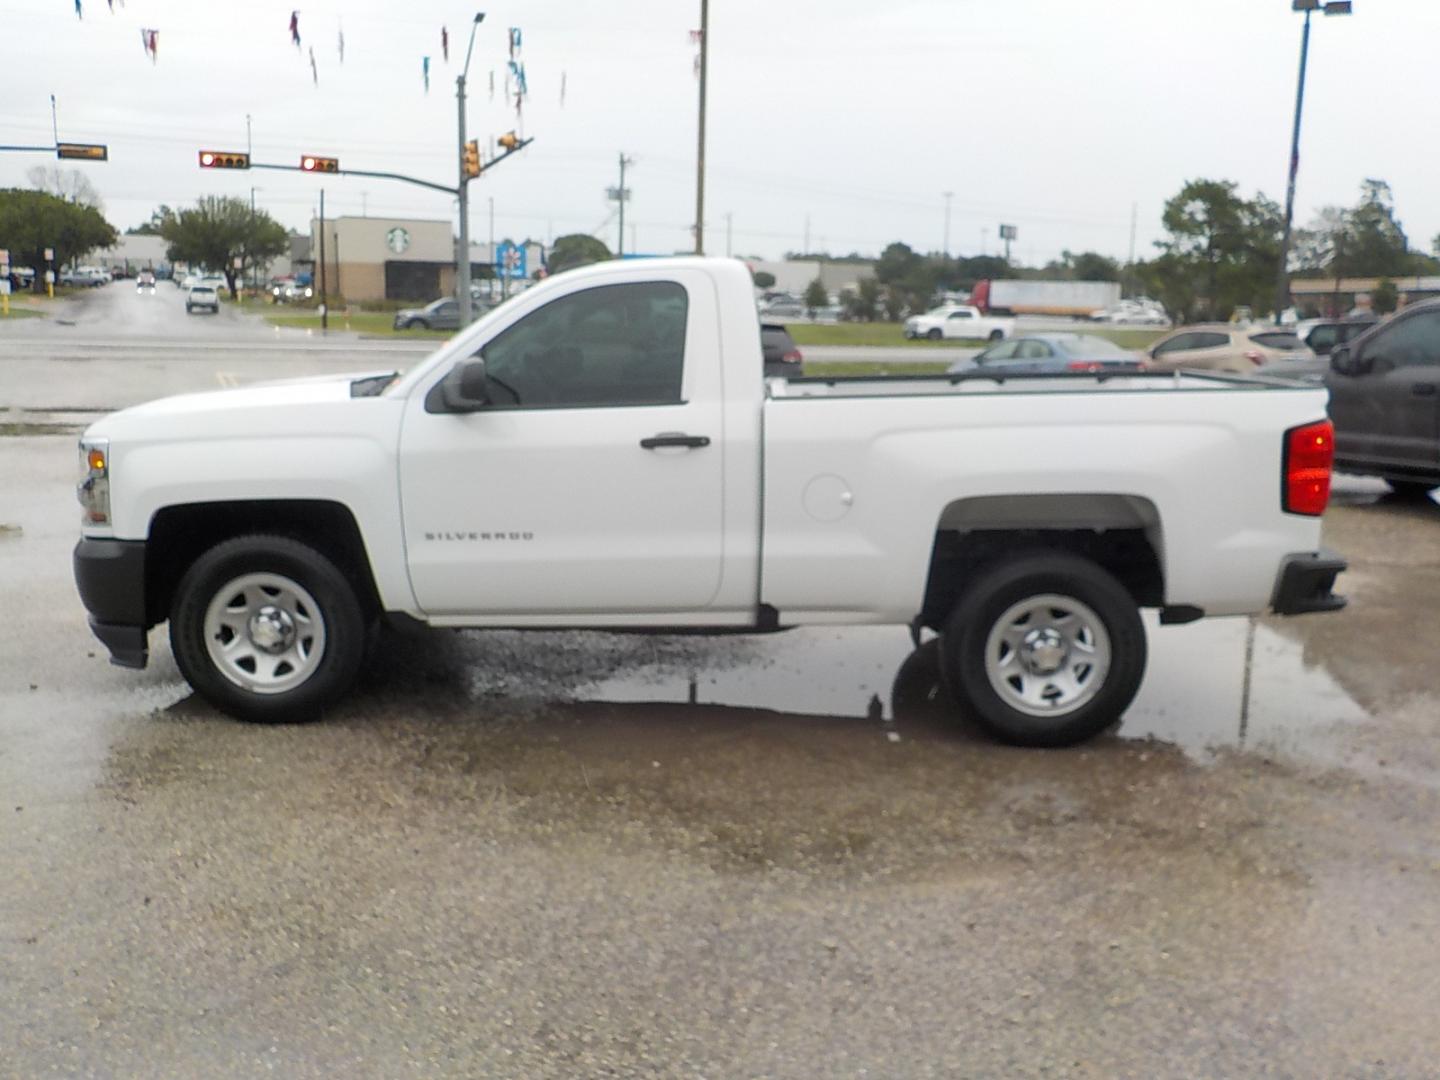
[926,328,943,341]
[939,553,1146,747]
[169,535,366,722]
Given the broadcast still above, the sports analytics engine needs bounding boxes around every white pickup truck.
[74,257,1346,746]
[903,304,1016,342]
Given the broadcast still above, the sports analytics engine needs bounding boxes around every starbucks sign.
[385,227,411,255]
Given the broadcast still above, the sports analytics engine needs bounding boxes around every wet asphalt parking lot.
[3,286,1440,1077]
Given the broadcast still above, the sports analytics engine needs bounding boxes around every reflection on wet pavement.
[360,612,1377,769]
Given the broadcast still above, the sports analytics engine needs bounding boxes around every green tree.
[752,269,776,289]
[127,205,175,236]
[1044,250,1120,282]
[803,277,829,315]
[842,276,882,322]
[160,196,287,298]
[547,233,611,274]
[1155,178,1280,320]
[0,188,117,293]
[1371,279,1398,316]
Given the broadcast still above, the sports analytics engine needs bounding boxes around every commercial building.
[308,216,551,302]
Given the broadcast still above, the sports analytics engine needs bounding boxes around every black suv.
[1327,300,1440,495]
[761,323,804,378]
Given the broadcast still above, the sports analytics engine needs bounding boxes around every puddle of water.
[450,613,1376,765]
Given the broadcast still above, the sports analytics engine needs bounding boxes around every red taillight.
[1244,350,1264,365]
[783,349,803,364]
[1066,360,1102,372]
[1284,420,1334,516]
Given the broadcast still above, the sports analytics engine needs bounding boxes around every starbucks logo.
[385,227,410,255]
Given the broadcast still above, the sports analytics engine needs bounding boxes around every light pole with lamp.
[1274,0,1352,324]
[457,12,485,326]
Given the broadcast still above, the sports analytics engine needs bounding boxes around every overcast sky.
[3,0,1437,265]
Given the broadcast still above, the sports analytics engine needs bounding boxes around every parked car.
[904,304,1015,342]
[60,266,108,288]
[1090,299,1169,326]
[73,257,1347,748]
[393,297,460,331]
[948,333,1142,375]
[135,271,156,292]
[1142,325,1313,374]
[186,284,220,314]
[1294,316,1378,357]
[761,323,804,377]
[760,298,806,319]
[1326,299,1440,496]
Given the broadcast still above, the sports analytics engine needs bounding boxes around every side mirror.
[1329,346,1372,377]
[433,358,490,413]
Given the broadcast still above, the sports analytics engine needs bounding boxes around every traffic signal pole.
[457,71,473,326]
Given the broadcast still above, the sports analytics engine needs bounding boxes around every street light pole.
[457,13,485,326]
[1275,0,1352,324]
[694,0,709,255]
[942,191,954,260]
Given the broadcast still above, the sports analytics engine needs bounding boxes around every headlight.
[77,437,110,526]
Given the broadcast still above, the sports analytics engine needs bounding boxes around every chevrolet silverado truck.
[74,257,1346,747]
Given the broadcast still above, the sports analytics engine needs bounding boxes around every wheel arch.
[145,499,382,627]
[919,494,1165,632]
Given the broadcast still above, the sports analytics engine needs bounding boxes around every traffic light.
[497,131,521,152]
[301,155,340,173]
[463,140,481,179]
[56,142,108,162]
[198,149,250,169]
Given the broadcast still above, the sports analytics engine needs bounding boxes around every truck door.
[398,276,726,616]
[1329,309,1440,473]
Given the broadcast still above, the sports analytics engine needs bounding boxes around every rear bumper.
[73,538,150,668]
[1271,549,1347,616]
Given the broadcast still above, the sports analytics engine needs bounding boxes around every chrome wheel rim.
[203,572,326,695]
[984,593,1110,718]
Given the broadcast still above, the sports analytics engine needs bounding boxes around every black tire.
[169,534,367,723]
[988,329,1005,341]
[411,319,431,331]
[1385,478,1437,498]
[938,551,1147,747]
[926,328,943,341]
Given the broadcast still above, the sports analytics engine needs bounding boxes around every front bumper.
[1271,549,1347,616]
[73,538,150,669]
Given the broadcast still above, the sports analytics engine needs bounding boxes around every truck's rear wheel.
[939,552,1146,747]
[988,329,1005,341]
[169,535,366,723]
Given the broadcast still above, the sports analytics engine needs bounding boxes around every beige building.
[309,216,458,302]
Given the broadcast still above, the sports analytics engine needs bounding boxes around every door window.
[1364,311,1440,369]
[1016,340,1053,360]
[478,282,688,408]
[1191,332,1230,349]
[947,310,974,320]
[978,341,1018,363]
[1153,333,1194,355]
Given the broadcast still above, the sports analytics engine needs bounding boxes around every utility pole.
[317,188,328,332]
[1275,0,1352,324]
[615,153,634,257]
[1127,201,1138,298]
[803,215,811,257]
[457,13,486,327]
[693,0,709,255]
[488,196,495,301]
[942,191,954,259]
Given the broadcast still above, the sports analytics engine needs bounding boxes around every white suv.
[186,284,220,315]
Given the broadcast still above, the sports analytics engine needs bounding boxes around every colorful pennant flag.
[289,10,301,48]
[309,45,318,85]
[422,55,430,93]
[140,28,158,63]
[441,26,449,63]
